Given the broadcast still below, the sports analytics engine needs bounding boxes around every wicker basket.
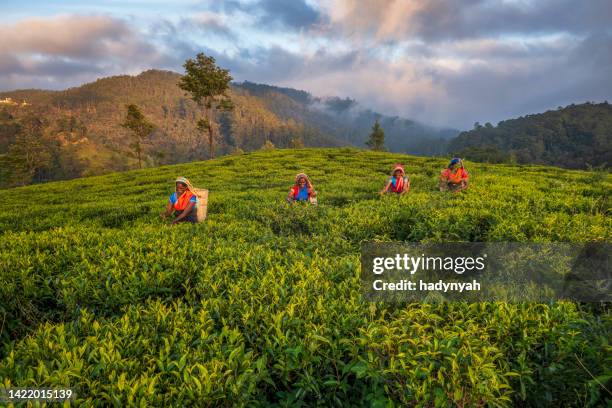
[193,188,209,222]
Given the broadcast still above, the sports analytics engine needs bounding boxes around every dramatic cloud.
[0,15,153,59]
[1,1,611,128]
[0,15,166,90]
[321,0,612,43]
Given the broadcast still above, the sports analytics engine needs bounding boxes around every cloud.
[0,15,154,59]
[179,12,237,40]
[1,2,610,129]
[256,0,321,30]
[321,0,612,43]
[212,0,322,30]
[0,14,167,90]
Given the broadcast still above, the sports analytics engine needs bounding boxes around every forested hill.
[0,70,456,186]
[448,102,612,169]
[237,81,458,155]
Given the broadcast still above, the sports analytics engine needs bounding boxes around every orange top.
[441,167,469,184]
[173,191,195,211]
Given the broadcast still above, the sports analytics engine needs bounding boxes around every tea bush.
[0,148,610,406]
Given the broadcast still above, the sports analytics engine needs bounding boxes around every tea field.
[0,148,610,407]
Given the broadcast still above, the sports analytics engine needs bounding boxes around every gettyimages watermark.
[361,242,611,302]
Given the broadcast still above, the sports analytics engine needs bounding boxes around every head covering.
[175,176,196,194]
[449,158,463,168]
[294,173,313,188]
[391,164,405,176]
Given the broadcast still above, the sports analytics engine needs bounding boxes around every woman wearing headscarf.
[160,176,198,224]
[439,158,469,192]
[380,164,410,195]
[287,173,317,204]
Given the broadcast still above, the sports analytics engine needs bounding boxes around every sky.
[1,0,611,129]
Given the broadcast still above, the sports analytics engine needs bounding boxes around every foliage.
[0,71,461,186]
[179,53,233,159]
[121,104,155,169]
[0,148,610,406]
[4,115,52,186]
[366,119,386,151]
[449,102,612,169]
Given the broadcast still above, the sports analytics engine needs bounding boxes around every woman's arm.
[160,201,173,218]
[380,179,391,195]
[172,201,195,224]
[287,188,295,203]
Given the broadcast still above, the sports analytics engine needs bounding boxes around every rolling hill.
[1,148,610,406]
[0,70,457,186]
[448,102,612,169]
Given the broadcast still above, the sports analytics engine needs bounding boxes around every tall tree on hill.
[121,104,155,169]
[5,115,52,186]
[366,119,385,151]
[179,53,233,159]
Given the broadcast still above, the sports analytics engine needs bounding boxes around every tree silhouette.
[366,119,385,151]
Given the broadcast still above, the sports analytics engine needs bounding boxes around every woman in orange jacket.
[439,158,469,192]
[160,176,198,224]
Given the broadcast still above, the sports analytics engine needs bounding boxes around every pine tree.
[366,119,385,151]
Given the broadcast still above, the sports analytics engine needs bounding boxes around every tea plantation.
[0,148,610,407]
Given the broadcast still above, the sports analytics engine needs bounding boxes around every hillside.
[0,70,457,186]
[448,102,612,169]
[1,148,610,406]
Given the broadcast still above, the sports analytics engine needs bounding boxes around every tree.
[365,119,385,151]
[178,53,233,159]
[5,115,52,186]
[121,104,154,169]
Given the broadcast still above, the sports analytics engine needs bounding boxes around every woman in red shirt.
[380,164,410,195]
[440,158,469,192]
[287,173,317,204]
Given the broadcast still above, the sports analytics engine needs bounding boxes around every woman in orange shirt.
[439,158,469,192]
[160,177,198,224]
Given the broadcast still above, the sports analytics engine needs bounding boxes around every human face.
[394,170,402,178]
[176,182,187,194]
[298,177,306,187]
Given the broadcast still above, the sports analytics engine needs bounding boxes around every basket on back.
[193,188,209,222]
